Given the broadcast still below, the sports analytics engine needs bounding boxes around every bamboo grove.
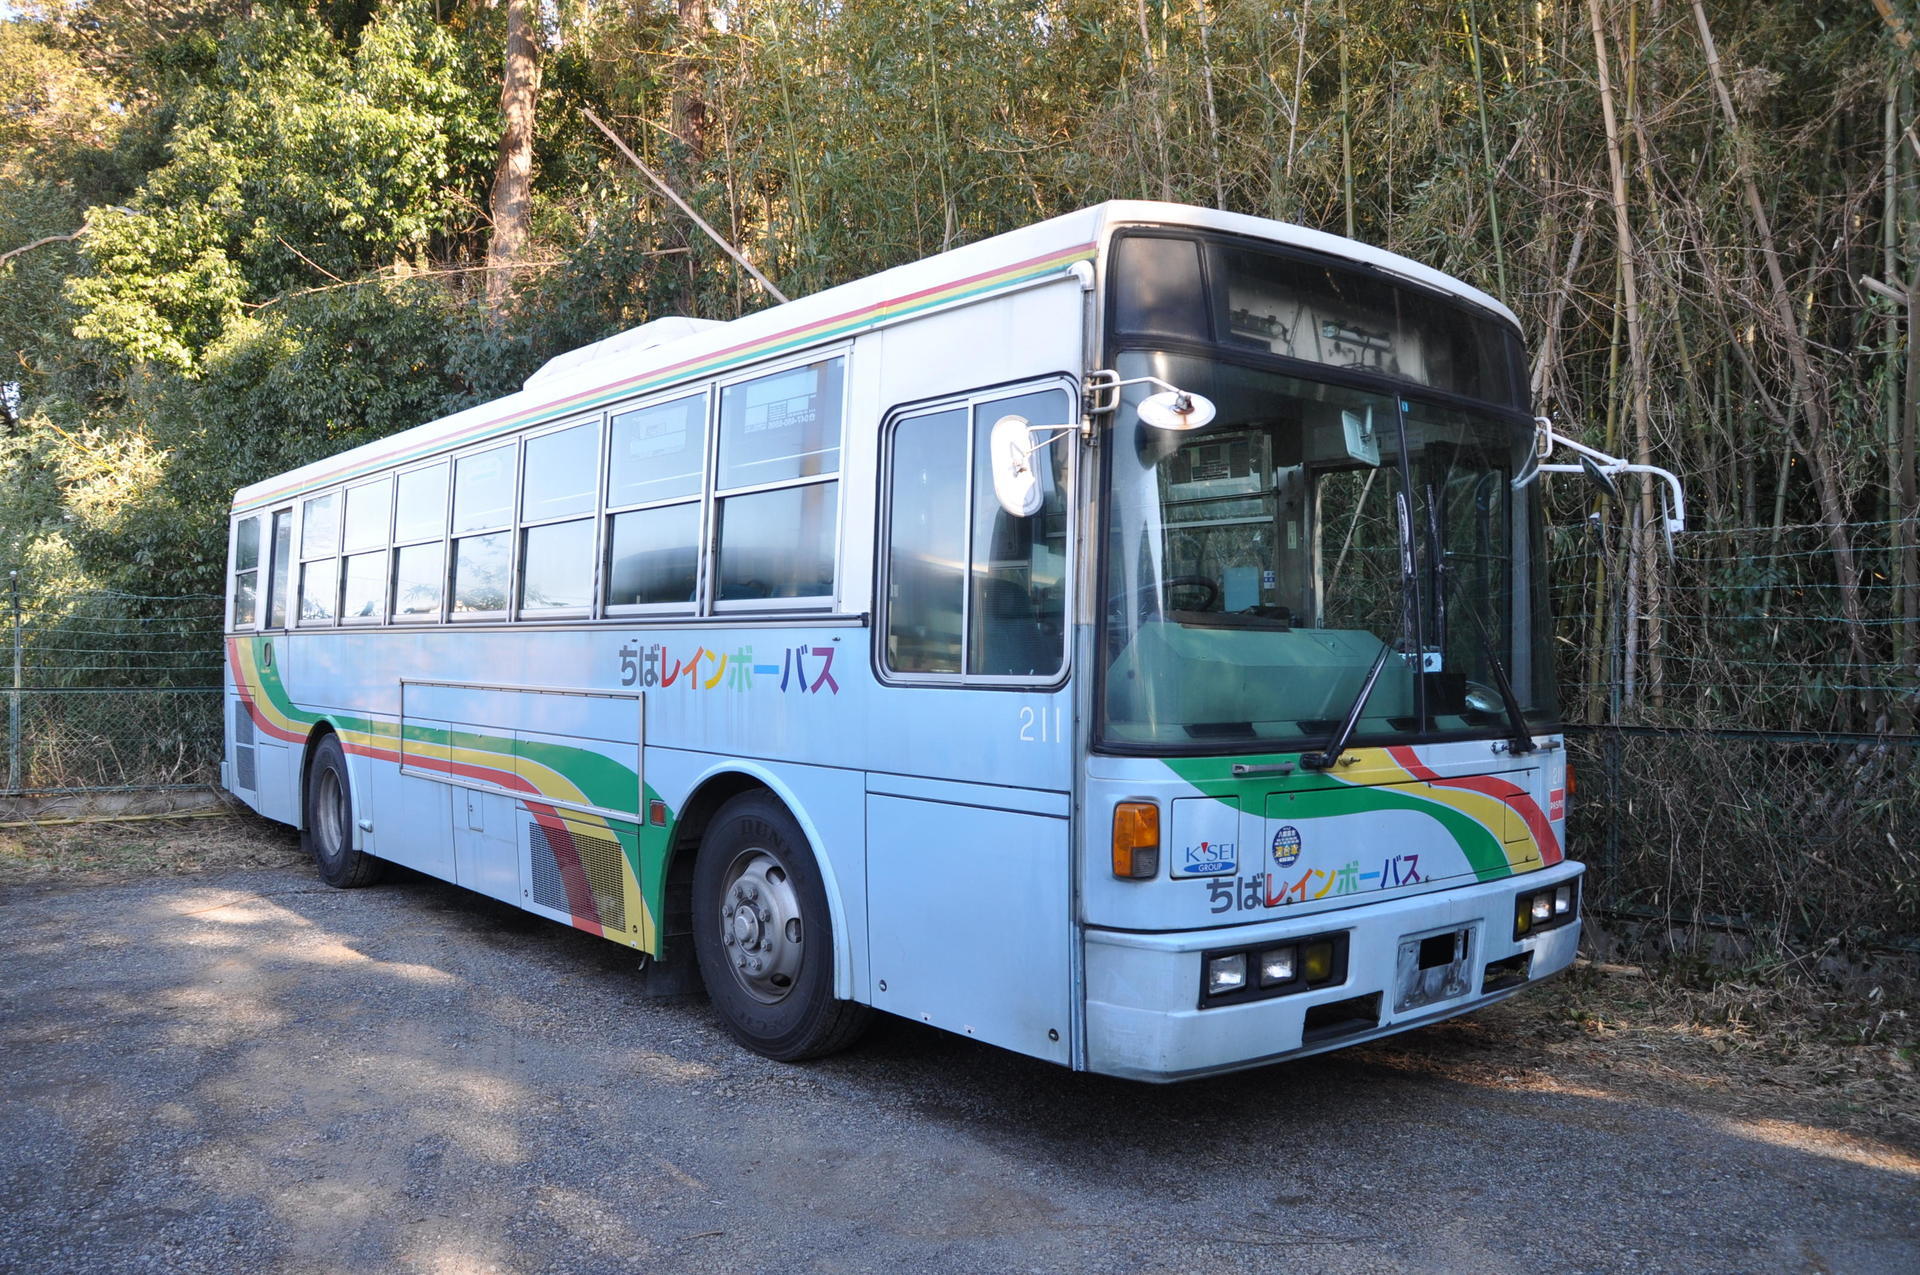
[2,0,1918,737]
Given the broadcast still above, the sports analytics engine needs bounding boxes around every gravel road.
[2,861,1915,1274]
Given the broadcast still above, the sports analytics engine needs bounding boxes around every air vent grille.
[233,701,255,747]
[234,745,256,791]
[529,820,628,932]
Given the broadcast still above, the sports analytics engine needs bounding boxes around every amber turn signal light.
[1112,801,1160,879]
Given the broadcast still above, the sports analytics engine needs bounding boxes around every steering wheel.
[1155,574,1220,612]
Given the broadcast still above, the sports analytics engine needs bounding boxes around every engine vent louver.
[528,820,627,932]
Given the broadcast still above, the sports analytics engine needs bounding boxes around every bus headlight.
[1206,953,1248,996]
[1258,947,1296,986]
[1201,932,1349,1006]
[1514,880,1579,940]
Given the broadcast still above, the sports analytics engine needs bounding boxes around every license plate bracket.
[1395,924,1476,1013]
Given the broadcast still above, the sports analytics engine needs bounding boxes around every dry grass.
[0,809,304,884]
[1359,959,1920,1155]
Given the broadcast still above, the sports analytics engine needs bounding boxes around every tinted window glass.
[342,479,392,553]
[1214,245,1522,407]
[454,445,515,533]
[340,551,385,622]
[885,408,967,673]
[606,505,700,608]
[716,483,836,601]
[609,394,706,507]
[1112,236,1208,338]
[451,532,510,613]
[232,516,260,627]
[523,422,598,522]
[299,559,337,624]
[392,542,445,619]
[717,359,843,489]
[267,511,292,628]
[520,519,594,611]
[301,493,338,558]
[394,464,448,542]
[968,389,1069,677]
[232,572,257,628]
[234,517,260,572]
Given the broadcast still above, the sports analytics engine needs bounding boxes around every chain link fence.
[4,573,223,797]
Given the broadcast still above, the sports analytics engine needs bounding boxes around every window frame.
[876,374,1079,688]
[603,386,710,619]
[296,490,341,628]
[447,437,519,622]
[516,413,605,620]
[707,349,849,615]
[230,514,262,631]
[389,458,451,624]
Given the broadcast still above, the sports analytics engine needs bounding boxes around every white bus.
[224,201,1608,1080]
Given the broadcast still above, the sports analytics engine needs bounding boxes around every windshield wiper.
[1301,640,1393,770]
[1304,487,1416,771]
[1477,630,1537,757]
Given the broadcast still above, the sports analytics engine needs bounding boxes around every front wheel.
[691,792,870,1061]
[303,733,384,889]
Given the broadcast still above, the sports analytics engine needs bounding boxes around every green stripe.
[1163,753,1514,882]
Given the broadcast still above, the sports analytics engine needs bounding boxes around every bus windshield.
[1100,348,1555,752]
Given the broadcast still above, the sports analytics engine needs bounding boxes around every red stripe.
[1387,746,1563,865]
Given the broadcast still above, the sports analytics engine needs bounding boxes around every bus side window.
[266,509,293,629]
[232,516,260,627]
[882,384,1071,682]
[967,388,1069,678]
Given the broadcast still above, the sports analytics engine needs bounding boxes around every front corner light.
[1258,946,1297,987]
[1206,953,1247,996]
[1302,940,1335,984]
[1515,903,1532,936]
[1111,801,1160,879]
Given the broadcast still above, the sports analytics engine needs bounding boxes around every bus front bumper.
[1082,863,1584,1082]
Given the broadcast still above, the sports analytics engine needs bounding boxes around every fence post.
[8,570,20,794]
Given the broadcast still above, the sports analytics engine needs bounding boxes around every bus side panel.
[362,725,455,881]
[643,747,870,1000]
[865,785,1073,1065]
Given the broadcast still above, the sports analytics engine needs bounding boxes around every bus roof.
[232,201,1519,512]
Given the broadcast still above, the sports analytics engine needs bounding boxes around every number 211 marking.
[1018,705,1065,743]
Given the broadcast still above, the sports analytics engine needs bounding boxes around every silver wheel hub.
[717,849,803,1004]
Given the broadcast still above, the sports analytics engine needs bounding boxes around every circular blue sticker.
[1271,825,1303,868]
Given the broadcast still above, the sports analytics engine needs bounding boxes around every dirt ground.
[2,814,1917,1273]
[3,809,1914,1154]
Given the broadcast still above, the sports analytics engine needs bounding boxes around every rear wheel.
[691,792,870,1060]
[303,733,383,888]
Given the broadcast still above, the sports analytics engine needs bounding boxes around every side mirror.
[989,415,1060,518]
[1579,454,1621,502]
[1137,389,1216,432]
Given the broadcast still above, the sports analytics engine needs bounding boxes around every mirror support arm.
[1516,418,1687,535]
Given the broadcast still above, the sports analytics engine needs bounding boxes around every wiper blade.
[1301,639,1393,770]
[1478,632,1537,756]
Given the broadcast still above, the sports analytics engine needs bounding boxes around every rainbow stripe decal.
[233,242,1099,514]
[228,637,664,950]
[1167,745,1561,882]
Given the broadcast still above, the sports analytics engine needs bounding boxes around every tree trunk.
[486,0,540,309]
[672,0,709,162]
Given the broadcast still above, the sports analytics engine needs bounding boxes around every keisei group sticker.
[1175,839,1238,877]
[1272,825,1304,868]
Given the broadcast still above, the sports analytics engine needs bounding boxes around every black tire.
[303,733,384,889]
[691,792,871,1061]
